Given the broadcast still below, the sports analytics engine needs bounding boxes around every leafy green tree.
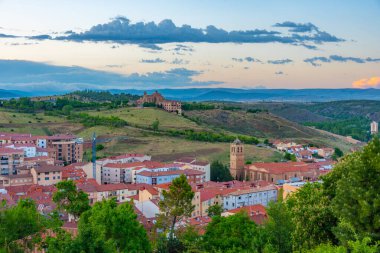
[62,105,74,115]
[323,138,380,242]
[210,160,233,182]
[53,180,90,220]
[307,238,378,253]
[333,147,343,158]
[284,152,296,161]
[0,199,57,252]
[202,212,263,253]
[152,119,160,131]
[207,204,223,217]
[96,144,105,151]
[287,183,337,251]
[76,198,151,252]
[158,175,195,240]
[264,194,293,253]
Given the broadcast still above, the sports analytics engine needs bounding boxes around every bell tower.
[230,138,245,180]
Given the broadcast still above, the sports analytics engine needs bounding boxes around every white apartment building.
[222,185,278,210]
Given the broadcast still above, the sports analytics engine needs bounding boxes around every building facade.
[371,121,378,135]
[136,91,182,114]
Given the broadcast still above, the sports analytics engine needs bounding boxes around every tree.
[264,194,293,253]
[74,198,151,252]
[158,175,195,241]
[323,138,380,242]
[307,238,378,253]
[96,144,105,151]
[210,160,233,182]
[53,180,90,221]
[202,212,263,253]
[286,183,337,251]
[0,199,57,252]
[334,147,343,158]
[62,105,74,115]
[207,204,223,217]
[284,152,296,162]
[332,147,344,161]
[152,119,160,131]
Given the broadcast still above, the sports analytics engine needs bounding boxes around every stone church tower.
[230,138,245,180]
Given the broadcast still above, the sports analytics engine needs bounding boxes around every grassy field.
[88,135,283,164]
[87,107,205,131]
[0,106,355,162]
[0,109,65,124]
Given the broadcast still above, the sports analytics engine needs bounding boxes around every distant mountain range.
[2,88,380,102]
[112,88,380,102]
[0,89,30,99]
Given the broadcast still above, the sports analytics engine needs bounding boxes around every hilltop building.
[371,121,378,135]
[136,91,182,115]
[230,138,245,180]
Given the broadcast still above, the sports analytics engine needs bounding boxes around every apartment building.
[30,164,63,186]
[0,147,24,175]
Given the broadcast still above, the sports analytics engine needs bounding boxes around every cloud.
[0,33,17,38]
[28,34,52,40]
[49,17,343,48]
[304,55,380,66]
[140,58,166,63]
[105,64,124,68]
[352,77,380,88]
[138,43,162,50]
[275,71,284,75]
[170,58,189,65]
[274,21,318,33]
[232,57,261,63]
[0,60,221,91]
[267,59,293,64]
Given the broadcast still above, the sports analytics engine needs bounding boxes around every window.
[45,177,49,180]
[53,176,55,180]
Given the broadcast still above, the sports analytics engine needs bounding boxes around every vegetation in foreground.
[2,138,380,252]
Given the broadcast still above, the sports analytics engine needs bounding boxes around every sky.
[0,0,379,91]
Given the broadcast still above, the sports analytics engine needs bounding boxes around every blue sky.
[0,0,379,91]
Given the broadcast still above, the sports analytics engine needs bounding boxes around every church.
[229,139,321,183]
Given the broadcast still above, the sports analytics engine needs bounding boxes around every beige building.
[230,138,245,180]
[31,164,63,185]
[371,121,378,135]
[0,174,33,187]
[317,148,334,158]
[51,139,83,164]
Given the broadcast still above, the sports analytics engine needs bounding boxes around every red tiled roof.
[0,147,24,154]
[183,169,205,176]
[249,162,316,175]
[191,161,210,166]
[225,204,268,225]
[95,183,138,192]
[33,164,63,173]
[154,183,171,190]
[174,157,196,164]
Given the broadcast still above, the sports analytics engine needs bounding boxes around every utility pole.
[92,132,96,180]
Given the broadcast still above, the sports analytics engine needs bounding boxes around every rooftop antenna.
[92,132,96,180]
